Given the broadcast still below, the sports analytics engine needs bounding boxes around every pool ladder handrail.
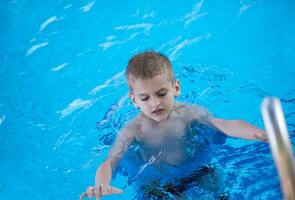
[261,97,295,200]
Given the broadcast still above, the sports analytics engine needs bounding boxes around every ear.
[174,80,180,97]
[129,93,139,108]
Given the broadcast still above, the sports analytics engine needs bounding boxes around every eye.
[157,91,167,97]
[141,96,149,101]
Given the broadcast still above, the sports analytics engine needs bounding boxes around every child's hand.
[255,130,268,142]
[80,184,123,200]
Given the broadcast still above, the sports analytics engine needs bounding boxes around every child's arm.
[95,159,113,186]
[80,159,123,200]
[95,159,123,198]
[81,122,137,199]
[211,118,267,141]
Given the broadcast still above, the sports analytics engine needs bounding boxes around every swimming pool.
[1,0,294,199]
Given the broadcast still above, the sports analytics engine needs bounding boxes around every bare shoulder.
[169,102,195,121]
[173,102,189,113]
[120,115,143,139]
[174,102,207,114]
[174,102,214,123]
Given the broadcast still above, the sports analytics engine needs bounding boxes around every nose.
[150,96,160,108]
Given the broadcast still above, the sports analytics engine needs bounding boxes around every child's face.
[129,73,180,122]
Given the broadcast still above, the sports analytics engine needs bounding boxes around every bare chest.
[137,118,188,149]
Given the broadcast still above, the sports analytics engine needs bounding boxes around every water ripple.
[98,33,139,50]
[114,23,153,32]
[167,34,211,61]
[50,62,68,72]
[52,129,72,151]
[64,4,72,9]
[184,0,208,27]
[96,94,129,129]
[89,70,125,95]
[238,1,260,17]
[0,115,6,125]
[39,16,59,32]
[58,98,94,119]
[80,1,95,12]
[26,42,49,56]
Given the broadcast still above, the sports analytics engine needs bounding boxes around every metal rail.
[261,97,295,200]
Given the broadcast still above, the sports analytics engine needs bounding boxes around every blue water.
[1,0,295,199]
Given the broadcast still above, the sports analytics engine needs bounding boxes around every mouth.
[152,108,165,115]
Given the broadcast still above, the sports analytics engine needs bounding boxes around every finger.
[101,185,113,195]
[102,185,113,195]
[95,186,102,200]
[255,133,267,142]
[87,186,95,198]
[110,186,124,194]
[260,131,268,140]
[260,135,267,141]
[79,192,88,200]
[101,185,106,195]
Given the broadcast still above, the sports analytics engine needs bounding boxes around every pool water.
[1,0,295,199]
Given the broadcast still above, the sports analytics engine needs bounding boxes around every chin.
[151,114,168,122]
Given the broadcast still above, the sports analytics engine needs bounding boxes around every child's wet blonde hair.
[126,51,174,91]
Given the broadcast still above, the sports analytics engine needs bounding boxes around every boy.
[80,51,267,199]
